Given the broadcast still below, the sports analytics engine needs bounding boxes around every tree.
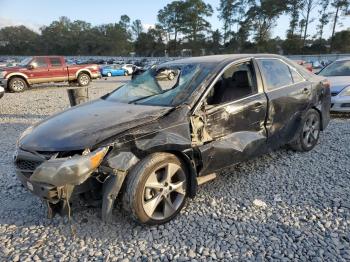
[246,0,287,51]
[218,0,241,44]
[317,0,331,40]
[301,0,318,49]
[330,29,350,52]
[0,26,40,55]
[330,0,350,52]
[131,19,143,39]
[119,15,131,31]
[207,29,222,54]
[158,1,184,54]
[286,0,304,37]
[180,0,213,43]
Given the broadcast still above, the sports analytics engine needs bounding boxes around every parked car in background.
[122,64,135,75]
[156,68,178,80]
[100,65,128,77]
[318,57,350,112]
[0,86,4,98]
[0,56,100,92]
[294,60,313,72]
[15,54,330,225]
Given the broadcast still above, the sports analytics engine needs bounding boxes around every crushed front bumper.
[16,170,60,202]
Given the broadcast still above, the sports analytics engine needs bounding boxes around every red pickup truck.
[0,56,100,92]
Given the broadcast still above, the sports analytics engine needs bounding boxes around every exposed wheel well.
[78,71,91,78]
[7,75,29,90]
[312,106,324,131]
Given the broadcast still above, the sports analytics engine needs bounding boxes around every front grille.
[331,92,339,97]
[15,159,43,171]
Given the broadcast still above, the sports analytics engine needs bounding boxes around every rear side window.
[49,58,62,67]
[258,59,293,90]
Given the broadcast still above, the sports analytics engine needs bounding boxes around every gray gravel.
[1,78,350,261]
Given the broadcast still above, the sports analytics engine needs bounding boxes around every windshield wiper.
[128,92,165,104]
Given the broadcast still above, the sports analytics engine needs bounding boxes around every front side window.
[106,64,209,107]
[290,68,305,83]
[319,60,350,76]
[206,61,257,105]
[19,57,33,67]
[258,59,293,90]
[31,57,47,68]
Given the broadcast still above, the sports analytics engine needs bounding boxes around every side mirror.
[27,64,35,70]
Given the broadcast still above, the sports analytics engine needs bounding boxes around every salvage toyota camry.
[15,54,331,225]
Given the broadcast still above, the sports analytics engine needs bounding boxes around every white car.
[318,58,350,112]
[122,64,135,75]
[0,86,4,99]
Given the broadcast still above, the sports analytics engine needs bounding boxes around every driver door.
[192,59,268,175]
[28,57,49,84]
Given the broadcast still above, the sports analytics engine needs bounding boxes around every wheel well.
[78,71,91,78]
[312,106,324,131]
[7,75,29,90]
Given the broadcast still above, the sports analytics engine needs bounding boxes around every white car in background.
[122,64,135,75]
[0,86,4,99]
[318,58,350,112]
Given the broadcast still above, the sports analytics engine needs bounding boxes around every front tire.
[8,77,27,92]
[107,72,112,77]
[289,109,321,152]
[123,153,188,225]
[77,73,91,86]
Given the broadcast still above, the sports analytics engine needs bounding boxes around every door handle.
[252,102,263,112]
[253,102,263,108]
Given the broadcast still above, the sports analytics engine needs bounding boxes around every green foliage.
[0,1,349,56]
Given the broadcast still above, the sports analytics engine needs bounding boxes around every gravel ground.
[0,78,350,261]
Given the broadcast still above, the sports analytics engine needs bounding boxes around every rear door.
[192,59,268,175]
[28,57,49,84]
[48,57,68,81]
[255,58,312,147]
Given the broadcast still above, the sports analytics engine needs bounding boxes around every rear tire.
[8,77,27,92]
[123,153,188,225]
[107,72,112,77]
[77,73,91,86]
[289,109,321,152]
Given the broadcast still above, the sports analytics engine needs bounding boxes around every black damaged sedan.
[15,54,331,225]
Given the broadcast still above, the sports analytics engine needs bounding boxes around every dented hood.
[19,99,172,151]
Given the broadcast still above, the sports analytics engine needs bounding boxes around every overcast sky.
[0,0,349,39]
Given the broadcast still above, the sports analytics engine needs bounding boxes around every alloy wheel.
[80,75,90,85]
[12,80,25,91]
[142,162,186,220]
[302,113,320,148]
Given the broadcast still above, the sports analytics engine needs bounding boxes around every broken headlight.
[30,147,109,187]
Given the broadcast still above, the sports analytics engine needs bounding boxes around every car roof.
[334,57,350,62]
[162,54,287,66]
